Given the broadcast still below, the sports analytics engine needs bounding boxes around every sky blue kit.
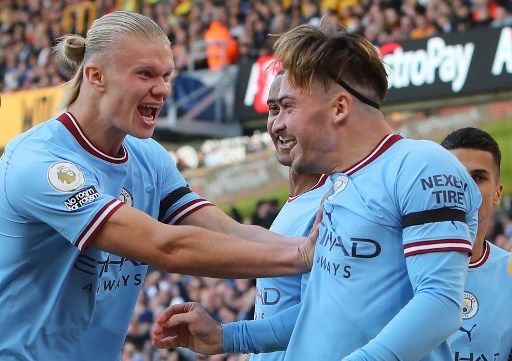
[0,112,211,360]
[448,240,512,361]
[224,134,481,361]
[251,174,330,361]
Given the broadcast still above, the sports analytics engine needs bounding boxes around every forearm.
[222,303,300,353]
[181,206,302,246]
[343,291,461,361]
[154,224,308,278]
[94,206,309,279]
[223,220,302,246]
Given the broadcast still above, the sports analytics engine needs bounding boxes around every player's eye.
[268,104,279,115]
[140,70,152,78]
[472,174,487,183]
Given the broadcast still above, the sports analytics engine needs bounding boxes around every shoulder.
[488,242,512,269]
[3,123,92,195]
[391,138,474,188]
[3,120,71,169]
[125,136,171,160]
[395,138,462,166]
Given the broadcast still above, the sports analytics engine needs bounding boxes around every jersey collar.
[288,174,329,202]
[342,134,403,176]
[469,240,490,268]
[58,112,128,164]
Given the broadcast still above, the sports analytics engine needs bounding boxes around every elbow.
[445,303,463,336]
[430,291,464,338]
[440,288,465,336]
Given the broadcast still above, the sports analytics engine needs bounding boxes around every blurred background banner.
[234,54,281,123]
[2,27,512,145]
[382,26,512,105]
[0,86,65,149]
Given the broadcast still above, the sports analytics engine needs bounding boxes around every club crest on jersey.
[462,291,478,319]
[328,174,349,201]
[47,161,85,192]
[119,188,133,207]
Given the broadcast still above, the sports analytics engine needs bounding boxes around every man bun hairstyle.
[54,11,169,108]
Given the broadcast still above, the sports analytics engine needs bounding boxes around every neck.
[68,102,125,157]
[331,114,392,173]
[288,169,323,197]
[470,228,487,263]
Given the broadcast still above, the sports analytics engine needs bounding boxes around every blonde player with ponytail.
[0,11,315,360]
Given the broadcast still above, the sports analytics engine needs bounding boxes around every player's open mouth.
[137,104,160,125]
[278,136,296,150]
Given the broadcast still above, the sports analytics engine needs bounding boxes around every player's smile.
[137,103,161,128]
[277,136,297,151]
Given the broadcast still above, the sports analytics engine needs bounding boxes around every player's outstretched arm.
[91,204,314,278]
[178,205,320,249]
[152,302,301,354]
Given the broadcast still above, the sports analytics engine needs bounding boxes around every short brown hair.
[273,19,388,106]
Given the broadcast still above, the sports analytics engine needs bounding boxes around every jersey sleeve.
[4,154,122,252]
[343,143,481,361]
[343,250,469,361]
[396,143,481,257]
[153,145,213,224]
[222,302,300,354]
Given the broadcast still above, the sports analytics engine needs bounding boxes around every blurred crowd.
[486,195,512,253]
[123,272,257,361]
[2,0,512,92]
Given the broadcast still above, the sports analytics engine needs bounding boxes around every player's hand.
[151,302,223,355]
[298,198,324,269]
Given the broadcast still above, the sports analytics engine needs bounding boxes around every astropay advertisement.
[381,26,512,105]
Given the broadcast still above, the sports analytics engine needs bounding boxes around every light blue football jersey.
[283,134,481,361]
[448,241,512,361]
[0,112,212,361]
[251,174,331,361]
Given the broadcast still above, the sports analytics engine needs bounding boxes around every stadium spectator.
[204,6,239,71]
[490,5,512,27]
[250,199,279,229]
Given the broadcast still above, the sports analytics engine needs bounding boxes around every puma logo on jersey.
[459,324,476,342]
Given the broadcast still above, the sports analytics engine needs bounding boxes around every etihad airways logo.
[74,254,148,294]
[318,231,381,259]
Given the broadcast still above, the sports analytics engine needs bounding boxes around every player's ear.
[493,183,503,206]
[332,91,352,126]
[84,63,106,92]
